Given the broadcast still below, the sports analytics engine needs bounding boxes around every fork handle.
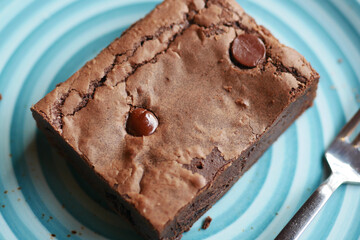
[276,173,344,240]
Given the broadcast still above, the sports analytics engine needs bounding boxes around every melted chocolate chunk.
[126,108,158,136]
[231,34,266,68]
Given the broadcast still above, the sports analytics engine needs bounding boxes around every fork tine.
[353,133,360,147]
[338,109,360,139]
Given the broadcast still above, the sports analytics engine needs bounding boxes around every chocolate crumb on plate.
[202,216,212,230]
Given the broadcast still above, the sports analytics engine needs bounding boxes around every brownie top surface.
[32,0,319,231]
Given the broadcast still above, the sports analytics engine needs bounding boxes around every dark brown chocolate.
[231,34,266,68]
[202,216,212,230]
[126,108,158,136]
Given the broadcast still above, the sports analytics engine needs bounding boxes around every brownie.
[31,0,319,239]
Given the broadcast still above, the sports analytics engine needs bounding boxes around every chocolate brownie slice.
[31,0,319,239]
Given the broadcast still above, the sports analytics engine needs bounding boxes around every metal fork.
[276,109,360,240]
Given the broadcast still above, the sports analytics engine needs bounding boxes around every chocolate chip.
[126,108,158,136]
[231,34,266,68]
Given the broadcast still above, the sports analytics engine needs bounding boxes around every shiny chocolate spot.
[231,34,266,68]
[126,108,158,136]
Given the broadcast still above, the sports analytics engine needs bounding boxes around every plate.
[0,0,359,239]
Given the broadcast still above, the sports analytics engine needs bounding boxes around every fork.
[276,109,360,240]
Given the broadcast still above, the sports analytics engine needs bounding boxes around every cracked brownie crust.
[31,0,319,239]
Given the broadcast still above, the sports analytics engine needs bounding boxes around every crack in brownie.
[31,0,319,239]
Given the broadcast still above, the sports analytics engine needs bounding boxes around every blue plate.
[0,0,359,239]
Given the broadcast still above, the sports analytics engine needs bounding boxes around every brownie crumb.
[17,187,21,190]
[1,205,5,208]
[202,216,212,230]
[235,98,249,108]
[47,216,53,223]
[51,234,56,237]
[223,85,232,92]
[67,234,71,238]
[3,190,7,194]
[0,94,2,101]
[337,58,342,64]
[71,230,77,234]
